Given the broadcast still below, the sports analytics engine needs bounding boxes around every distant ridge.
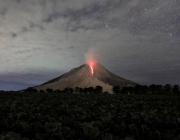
[34,63,137,93]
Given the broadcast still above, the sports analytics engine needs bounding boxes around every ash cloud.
[85,48,99,65]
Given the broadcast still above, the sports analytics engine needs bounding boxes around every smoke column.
[85,48,98,76]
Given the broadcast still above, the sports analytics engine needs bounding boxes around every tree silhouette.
[121,86,135,94]
[164,84,172,93]
[33,89,38,93]
[112,86,120,94]
[75,87,80,93]
[121,87,129,94]
[46,88,53,93]
[63,88,73,93]
[95,86,103,94]
[39,90,45,93]
[79,88,84,93]
[88,87,95,93]
[141,85,149,94]
[103,91,109,94]
[69,88,74,93]
[25,87,38,93]
[157,85,163,92]
[63,88,69,93]
[54,90,61,93]
[134,85,142,94]
[149,84,158,94]
[84,87,89,93]
[172,85,179,94]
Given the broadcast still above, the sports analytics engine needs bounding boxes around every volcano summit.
[34,63,137,93]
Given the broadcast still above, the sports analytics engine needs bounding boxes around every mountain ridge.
[34,63,137,93]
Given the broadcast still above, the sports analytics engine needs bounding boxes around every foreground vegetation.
[24,84,180,95]
[0,92,180,140]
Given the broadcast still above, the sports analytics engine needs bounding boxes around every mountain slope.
[34,63,137,93]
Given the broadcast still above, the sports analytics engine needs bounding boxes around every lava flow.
[90,65,94,76]
[88,61,95,76]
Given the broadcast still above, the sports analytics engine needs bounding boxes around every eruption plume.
[85,48,98,76]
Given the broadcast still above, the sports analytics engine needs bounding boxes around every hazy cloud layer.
[0,0,180,90]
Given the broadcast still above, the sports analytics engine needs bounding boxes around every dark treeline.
[23,84,180,94]
[113,84,180,94]
[24,86,104,94]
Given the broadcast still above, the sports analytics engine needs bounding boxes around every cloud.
[0,0,180,90]
[0,7,8,16]
[43,0,124,31]
[11,32,17,38]
[69,46,75,49]
[29,22,45,30]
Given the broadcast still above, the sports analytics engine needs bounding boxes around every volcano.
[34,63,137,93]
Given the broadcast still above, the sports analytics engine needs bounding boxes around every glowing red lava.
[88,61,96,76]
[90,65,94,76]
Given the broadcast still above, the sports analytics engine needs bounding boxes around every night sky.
[0,0,180,91]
